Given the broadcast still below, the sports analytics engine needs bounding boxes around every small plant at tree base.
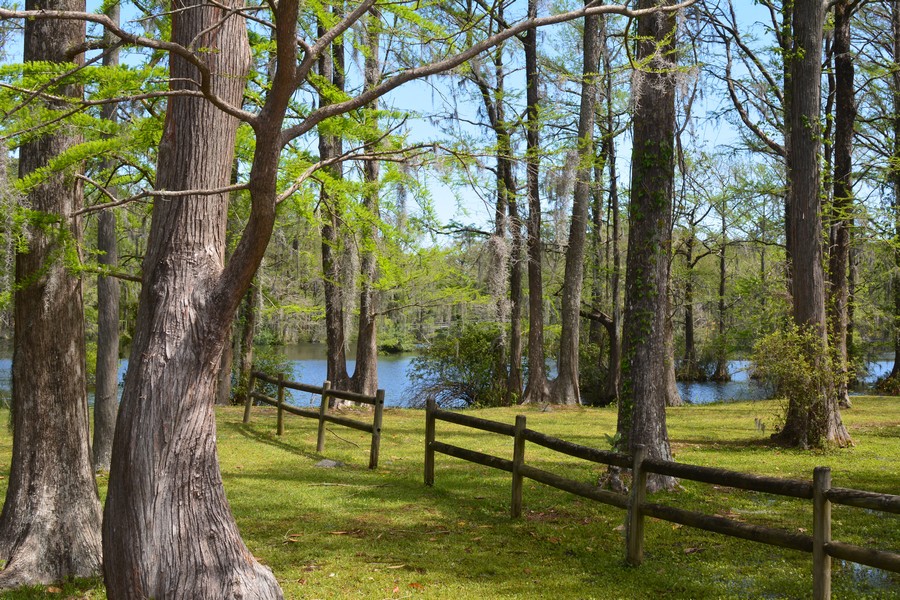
[751,325,844,448]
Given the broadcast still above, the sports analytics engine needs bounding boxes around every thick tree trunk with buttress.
[0,0,103,586]
[102,1,283,596]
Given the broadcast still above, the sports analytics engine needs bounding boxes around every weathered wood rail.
[243,371,385,469]
[424,399,899,600]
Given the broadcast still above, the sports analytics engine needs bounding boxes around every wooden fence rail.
[423,399,899,600]
[244,371,384,469]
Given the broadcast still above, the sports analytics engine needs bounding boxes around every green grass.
[0,397,897,599]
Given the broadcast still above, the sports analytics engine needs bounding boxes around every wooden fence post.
[424,398,436,486]
[511,414,526,518]
[317,380,330,453]
[368,389,385,470]
[813,466,832,600]
[242,372,256,424]
[626,444,648,566]
[276,374,285,436]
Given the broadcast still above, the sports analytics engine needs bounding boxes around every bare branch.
[284,0,697,143]
[72,174,248,217]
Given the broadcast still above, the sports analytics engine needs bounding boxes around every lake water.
[0,347,893,408]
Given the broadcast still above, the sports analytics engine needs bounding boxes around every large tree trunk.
[102,1,282,596]
[351,9,381,397]
[521,0,550,404]
[0,0,103,586]
[776,0,850,448]
[827,0,854,409]
[92,1,121,471]
[617,0,678,491]
[552,1,600,405]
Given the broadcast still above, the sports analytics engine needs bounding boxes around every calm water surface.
[0,347,893,408]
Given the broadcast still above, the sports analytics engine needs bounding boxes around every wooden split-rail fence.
[424,399,900,600]
[243,371,385,469]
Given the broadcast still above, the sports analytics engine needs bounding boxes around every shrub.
[751,325,843,446]
[407,322,505,408]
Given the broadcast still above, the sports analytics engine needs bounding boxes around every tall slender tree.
[775,0,851,447]
[318,3,351,394]
[522,0,550,405]
[92,1,121,469]
[827,0,856,409]
[351,7,382,396]
[0,0,103,586]
[554,1,601,405]
[617,0,679,490]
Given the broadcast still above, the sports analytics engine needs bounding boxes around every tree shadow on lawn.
[226,420,325,461]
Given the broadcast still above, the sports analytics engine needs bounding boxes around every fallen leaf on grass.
[409,582,425,590]
[684,547,703,555]
[296,578,307,585]
[613,524,625,532]
[386,564,407,569]
[46,587,62,594]
[392,586,400,594]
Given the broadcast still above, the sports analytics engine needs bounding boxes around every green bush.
[407,322,505,408]
[751,325,843,446]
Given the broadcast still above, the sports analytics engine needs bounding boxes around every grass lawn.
[0,396,897,599]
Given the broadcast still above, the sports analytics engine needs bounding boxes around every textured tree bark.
[92,2,121,471]
[351,9,381,397]
[0,0,103,587]
[617,0,678,491]
[827,0,854,409]
[776,0,850,448]
[101,1,282,596]
[553,0,600,405]
[521,0,550,405]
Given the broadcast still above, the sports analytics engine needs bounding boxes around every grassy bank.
[0,396,897,599]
